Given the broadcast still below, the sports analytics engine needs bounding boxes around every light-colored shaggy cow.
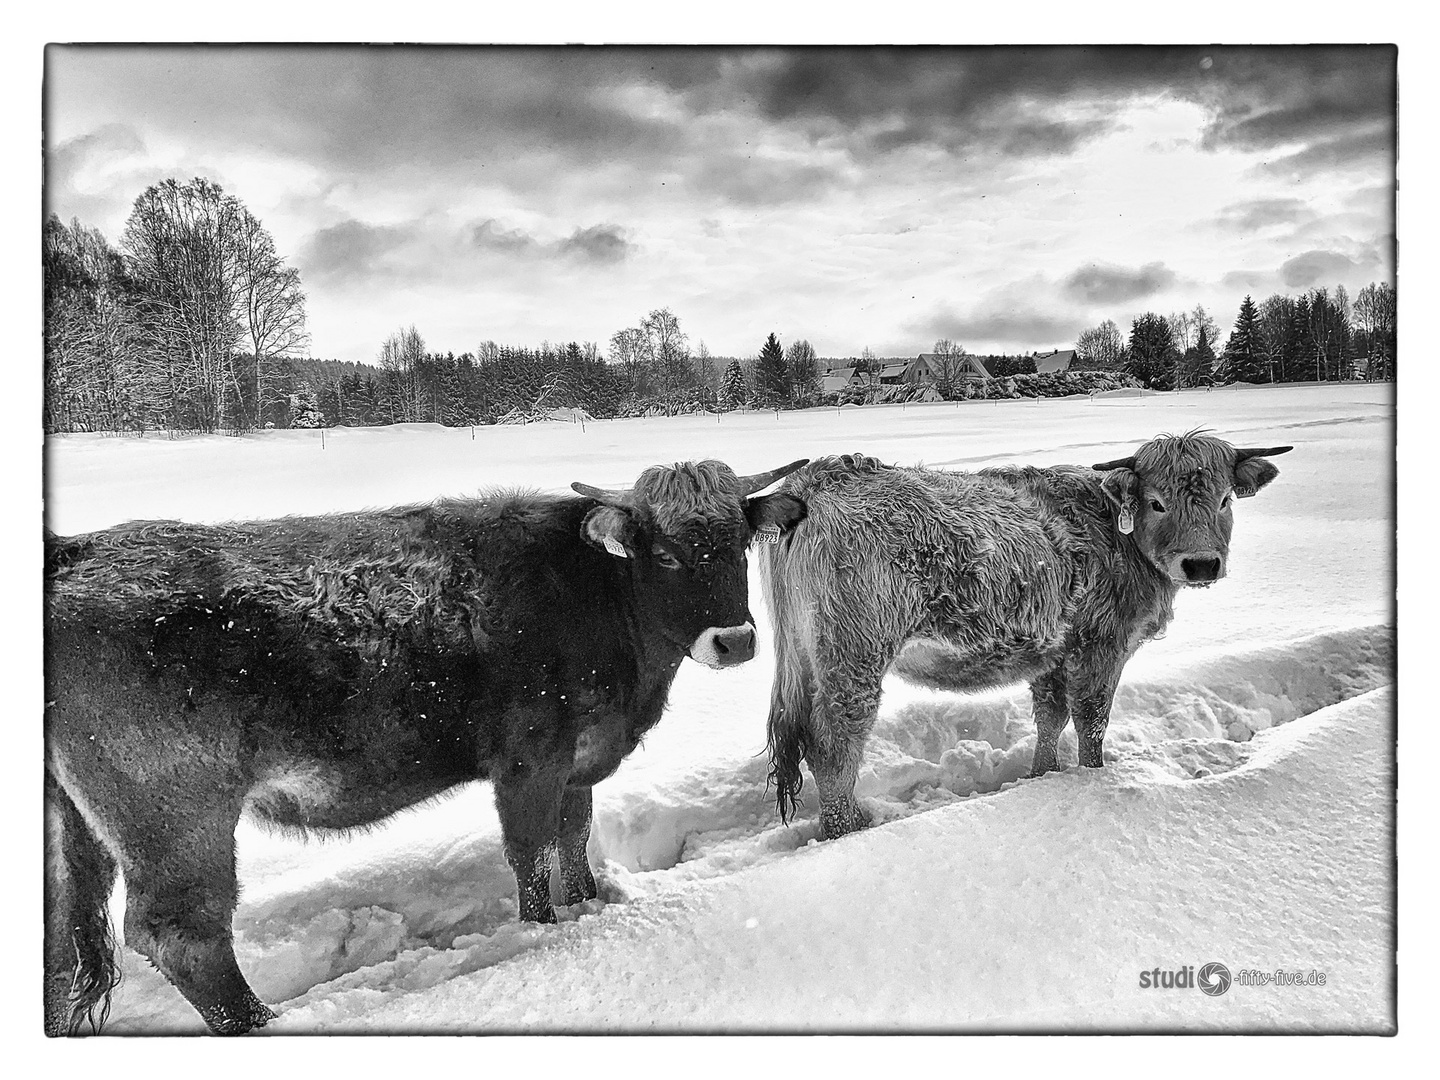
[759,433,1291,840]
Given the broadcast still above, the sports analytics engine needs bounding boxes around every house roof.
[822,366,856,380]
[878,363,909,378]
[1034,349,1077,374]
[916,352,991,379]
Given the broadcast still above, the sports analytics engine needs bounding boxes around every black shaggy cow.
[759,433,1291,840]
[44,457,807,1036]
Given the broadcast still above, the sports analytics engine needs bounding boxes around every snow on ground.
[44,383,1395,1033]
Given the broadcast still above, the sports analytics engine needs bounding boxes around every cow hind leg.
[1027,667,1070,778]
[807,672,885,840]
[45,772,120,1037]
[555,785,597,908]
[118,802,274,1035]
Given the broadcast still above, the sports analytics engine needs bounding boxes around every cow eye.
[1149,498,1167,514]
[1221,491,1233,509]
[652,546,682,571]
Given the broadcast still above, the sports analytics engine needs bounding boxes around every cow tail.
[45,774,121,1036]
[758,525,811,824]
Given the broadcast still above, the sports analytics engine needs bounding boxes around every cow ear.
[1233,455,1281,498]
[746,493,806,541]
[582,506,635,558]
[1099,467,1137,510]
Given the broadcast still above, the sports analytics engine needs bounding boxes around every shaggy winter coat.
[759,435,1291,840]
[45,458,807,1036]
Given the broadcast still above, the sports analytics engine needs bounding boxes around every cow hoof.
[819,803,872,840]
[201,994,277,1036]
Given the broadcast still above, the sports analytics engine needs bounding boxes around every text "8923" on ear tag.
[755,524,781,544]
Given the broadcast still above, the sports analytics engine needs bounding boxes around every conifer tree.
[754,332,789,407]
[1221,295,1265,383]
[719,359,747,410]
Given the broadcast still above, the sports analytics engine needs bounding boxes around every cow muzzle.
[689,623,757,668]
[1169,551,1226,587]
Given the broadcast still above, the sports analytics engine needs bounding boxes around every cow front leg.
[1027,666,1070,777]
[556,785,597,907]
[493,765,568,924]
[1068,660,1123,769]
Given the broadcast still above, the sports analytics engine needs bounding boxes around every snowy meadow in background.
[44,382,1394,1033]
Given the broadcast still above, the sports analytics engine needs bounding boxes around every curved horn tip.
[1234,445,1295,461]
[1092,456,1136,471]
[571,481,633,505]
[739,458,811,496]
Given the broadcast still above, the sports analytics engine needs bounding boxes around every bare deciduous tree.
[930,338,975,399]
[1075,319,1124,369]
[120,177,307,432]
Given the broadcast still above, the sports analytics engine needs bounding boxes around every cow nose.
[1180,554,1223,583]
[712,625,756,664]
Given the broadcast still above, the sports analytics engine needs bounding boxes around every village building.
[1033,348,1077,374]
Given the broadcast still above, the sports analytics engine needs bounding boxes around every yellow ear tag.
[602,536,628,558]
[1117,503,1135,535]
[756,524,781,544]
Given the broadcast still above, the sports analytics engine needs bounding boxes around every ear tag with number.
[1235,484,1256,499]
[602,535,628,558]
[1117,503,1135,535]
[756,524,782,544]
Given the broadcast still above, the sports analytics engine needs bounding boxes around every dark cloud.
[472,218,635,263]
[299,219,417,283]
[1279,249,1364,289]
[679,46,1393,162]
[470,219,540,255]
[558,224,632,264]
[48,123,146,185]
[46,44,1395,219]
[1253,124,1396,179]
[1062,262,1176,305]
[1215,198,1313,233]
[46,46,690,183]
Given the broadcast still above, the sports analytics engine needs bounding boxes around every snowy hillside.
[44,382,1395,1033]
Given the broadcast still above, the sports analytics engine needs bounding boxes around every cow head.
[1094,434,1291,588]
[573,459,808,667]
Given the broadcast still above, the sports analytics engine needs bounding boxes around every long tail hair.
[758,531,812,823]
[46,775,122,1036]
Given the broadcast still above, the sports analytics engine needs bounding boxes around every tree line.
[1073,283,1395,390]
[45,178,308,434]
[45,176,1396,435]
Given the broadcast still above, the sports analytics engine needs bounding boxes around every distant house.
[819,366,862,393]
[912,352,991,384]
[1033,348,1077,374]
[876,362,911,385]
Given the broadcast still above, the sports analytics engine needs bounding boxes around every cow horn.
[571,482,634,507]
[1092,456,1136,471]
[1233,445,1294,461]
[738,459,810,498]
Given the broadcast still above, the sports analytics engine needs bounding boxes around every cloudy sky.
[44,45,1395,362]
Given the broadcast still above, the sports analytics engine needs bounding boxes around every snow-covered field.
[43,383,1395,1034]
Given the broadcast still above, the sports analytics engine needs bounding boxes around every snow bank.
[263,683,1395,1033]
[101,624,1392,1034]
